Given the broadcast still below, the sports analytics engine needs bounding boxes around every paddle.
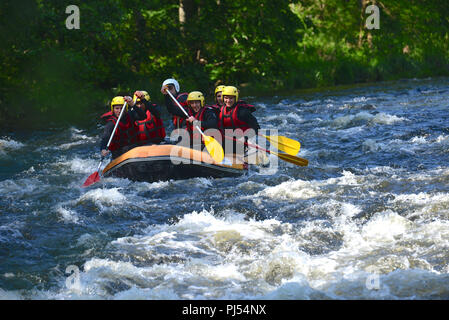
[223,135,308,167]
[165,89,224,163]
[82,99,129,187]
[82,158,104,188]
[259,134,301,156]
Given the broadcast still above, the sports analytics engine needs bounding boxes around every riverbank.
[2,74,448,134]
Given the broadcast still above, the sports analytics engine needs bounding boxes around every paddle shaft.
[100,100,130,175]
[95,157,104,172]
[165,88,224,163]
[83,100,127,187]
[106,100,128,149]
[223,134,308,166]
[223,134,271,154]
[166,89,206,138]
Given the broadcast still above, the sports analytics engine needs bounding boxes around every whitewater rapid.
[1,78,449,300]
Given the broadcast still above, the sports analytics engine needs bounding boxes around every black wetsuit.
[164,92,189,130]
[140,98,162,119]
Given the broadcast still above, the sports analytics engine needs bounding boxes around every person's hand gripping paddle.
[165,89,224,163]
[82,98,132,187]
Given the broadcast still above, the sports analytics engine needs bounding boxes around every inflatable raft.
[102,144,247,182]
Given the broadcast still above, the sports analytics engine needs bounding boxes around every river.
[1,77,448,299]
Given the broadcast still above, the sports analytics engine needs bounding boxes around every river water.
[1,78,448,300]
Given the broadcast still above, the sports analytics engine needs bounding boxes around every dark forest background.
[1,0,448,129]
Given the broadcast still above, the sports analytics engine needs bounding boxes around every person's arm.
[127,103,146,122]
[238,107,260,133]
[100,121,115,155]
[142,99,161,118]
[164,94,189,118]
[200,108,218,129]
[121,95,146,122]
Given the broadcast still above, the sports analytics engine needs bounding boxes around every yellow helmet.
[222,86,239,102]
[214,85,226,104]
[187,91,205,107]
[133,90,150,103]
[110,96,127,112]
[214,85,226,96]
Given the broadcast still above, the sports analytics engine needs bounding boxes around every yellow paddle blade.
[203,135,224,163]
[273,151,308,167]
[262,135,301,156]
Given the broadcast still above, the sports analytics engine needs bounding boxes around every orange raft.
[102,144,247,182]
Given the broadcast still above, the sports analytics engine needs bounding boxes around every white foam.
[66,210,299,299]
[332,111,405,128]
[133,180,171,192]
[393,192,449,206]
[38,128,95,151]
[192,177,214,187]
[0,137,24,150]
[362,136,430,154]
[409,136,428,144]
[69,127,92,140]
[257,179,320,200]
[390,192,449,230]
[262,279,318,300]
[0,289,22,300]
[46,200,449,300]
[112,287,179,300]
[370,112,406,125]
[0,179,40,199]
[78,188,127,206]
[256,171,364,202]
[361,211,413,243]
[0,137,24,156]
[265,112,303,124]
[55,205,80,224]
[286,112,303,122]
[58,141,87,150]
[351,96,370,103]
[59,157,99,174]
[378,269,449,299]
[435,135,449,144]
[327,170,361,186]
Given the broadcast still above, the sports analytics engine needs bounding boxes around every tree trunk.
[358,0,375,48]
[179,0,197,34]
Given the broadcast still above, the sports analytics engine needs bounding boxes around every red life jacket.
[186,106,215,142]
[218,101,256,135]
[172,92,189,129]
[101,111,138,151]
[135,109,166,144]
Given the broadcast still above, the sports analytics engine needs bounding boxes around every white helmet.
[162,78,180,93]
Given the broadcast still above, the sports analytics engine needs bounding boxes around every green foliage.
[1,0,449,129]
